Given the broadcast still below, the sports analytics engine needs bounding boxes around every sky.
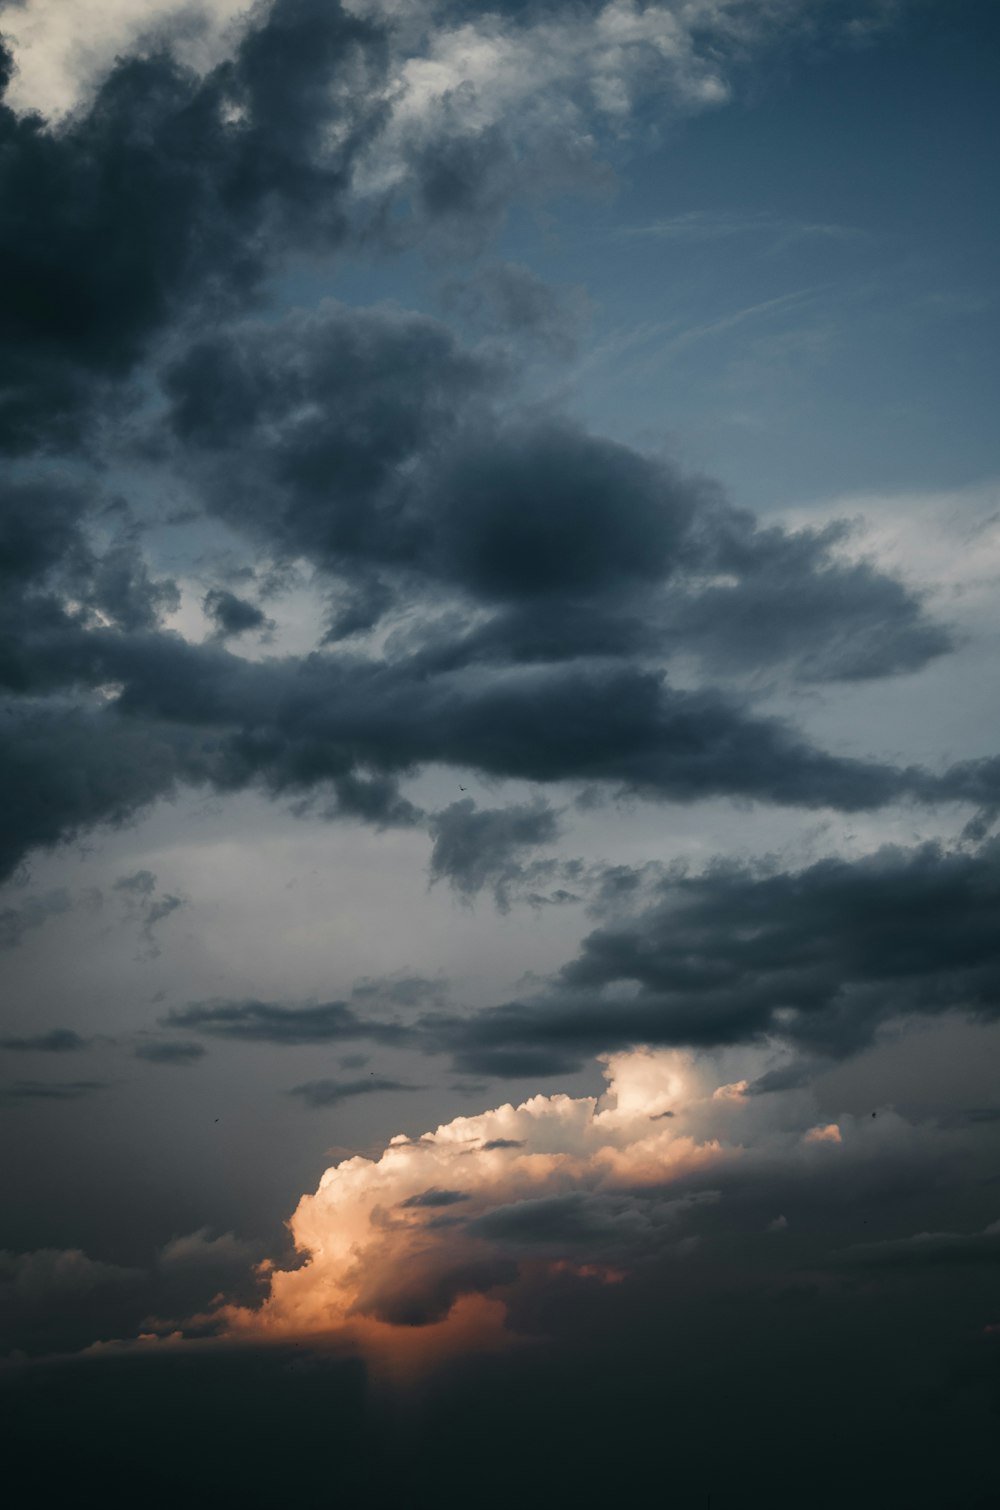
[1,1,999,1504]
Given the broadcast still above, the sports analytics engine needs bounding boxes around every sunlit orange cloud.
[217,1047,732,1372]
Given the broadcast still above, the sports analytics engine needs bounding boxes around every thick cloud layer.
[163,300,951,680]
[425,836,1000,1074]
[0,0,973,888]
[3,0,876,453]
[1,618,969,884]
[217,1048,739,1351]
[0,2,390,454]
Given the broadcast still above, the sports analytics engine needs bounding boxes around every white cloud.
[0,0,882,199]
[216,1043,861,1372]
[351,0,757,201]
[0,0,251,116]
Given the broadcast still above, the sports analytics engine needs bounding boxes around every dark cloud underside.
[422,837,1000,1072]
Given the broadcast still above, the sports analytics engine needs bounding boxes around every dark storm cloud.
[664,513,954,683]
[202,588,272,640]
[0,0,964,892]
[421,837,1000,1073]
[0,703,197,885]
[0,479,179,697]
[287,1076,421,1108]
[0,0,977,895]
[133,1040,206,1066]
[0,0,389,455]
[162,298,949,676]
[162,300,500,574]
[164,314,687,600]
[399,503,952,683]
[0,1029,90,1053]
[424,420,692,602]
[0,479,86,581]
[319,768,424,828]
[166,998,410,1046]
[0,586,989,887]
[0,679,398,884]
[1,0,849,460]
[83,540,181,635]
[560,837,1000,1046]
[428,796,562,906]
[96,636,936,811]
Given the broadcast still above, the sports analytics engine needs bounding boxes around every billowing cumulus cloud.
[5,1039,998,1384]
[212,1045,878,1365]
[209,1048,715,1355]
